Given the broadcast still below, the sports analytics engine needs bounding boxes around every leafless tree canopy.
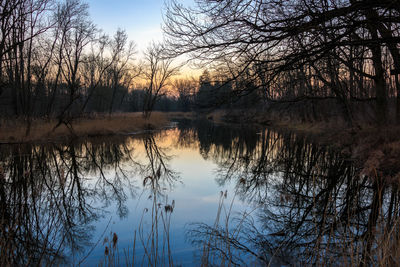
[0,0,146,132]
[164,0,400,124]
[142,42,179,118]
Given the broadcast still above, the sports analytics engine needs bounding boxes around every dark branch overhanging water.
[0,120,399,266]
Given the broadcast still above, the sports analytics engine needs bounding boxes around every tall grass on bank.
[187,173,400,266]
[188,189,263,267]
[97,164,175,267]
[98,199,175,267]
[297,173,400,267]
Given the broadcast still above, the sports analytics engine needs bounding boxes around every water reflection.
[183,120,400,266]
[0,120,399,266]
[135,134,178,267]
[0,137,147,265]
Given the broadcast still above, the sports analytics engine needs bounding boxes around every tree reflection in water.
[0,137,142,265]
[1,121,400,266]
[134,134,178,267]
[181,120,400,266]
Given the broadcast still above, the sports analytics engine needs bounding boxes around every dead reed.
[97,169,175,267]
[188,189,262,267]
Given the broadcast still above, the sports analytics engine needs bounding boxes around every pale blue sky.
[86,0,193,53]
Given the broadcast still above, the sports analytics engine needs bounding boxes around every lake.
[0,119,398,266]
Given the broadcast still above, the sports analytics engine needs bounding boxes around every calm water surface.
[1,120,398,266]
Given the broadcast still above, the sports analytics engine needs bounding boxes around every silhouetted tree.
[142,43,179,118]
[107,29,138,114]
[164,0,400,124]
[174,77,197,111]
[196,70,213,108]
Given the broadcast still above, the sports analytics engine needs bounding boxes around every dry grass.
[164,111,195,120]
[0,112,186,143]
[204,110,227,123]
[352,126,400,184]
[212,108,400,193]
[275,122,400,184]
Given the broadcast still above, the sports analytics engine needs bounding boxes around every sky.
[86,0,191,53]
[86,0,201,78]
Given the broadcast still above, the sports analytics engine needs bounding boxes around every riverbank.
[0,112,194,143]
[2,109,399,183]
[203,109,400,183]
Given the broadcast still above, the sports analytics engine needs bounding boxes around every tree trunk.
[364,8,388,124]
[371,48,387,124]
[396,74,400,123]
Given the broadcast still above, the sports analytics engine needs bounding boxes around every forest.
[164,0,400,126]
[2,0,400,266]
[1,0,400,131]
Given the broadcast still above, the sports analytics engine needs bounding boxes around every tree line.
[0,0,243,129]
[164,0,400,125]
[4,0,399,127]
[0,0,184,134]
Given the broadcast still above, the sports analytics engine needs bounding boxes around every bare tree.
[108,29,139,114]
[142,42,179,118]
[164,0,400,125]
[52,0,96,131]
[80,33,111,112]
[0,0,149,133]
[0,0,53,134]
[174,77,197,111]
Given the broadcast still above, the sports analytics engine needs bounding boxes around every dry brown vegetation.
[276,122,400,186]
[0,112,193,143]
[209,109,400,186]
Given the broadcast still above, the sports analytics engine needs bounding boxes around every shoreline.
[206,109,400,183]
[2,110,399,184]
[0,112,193,144]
